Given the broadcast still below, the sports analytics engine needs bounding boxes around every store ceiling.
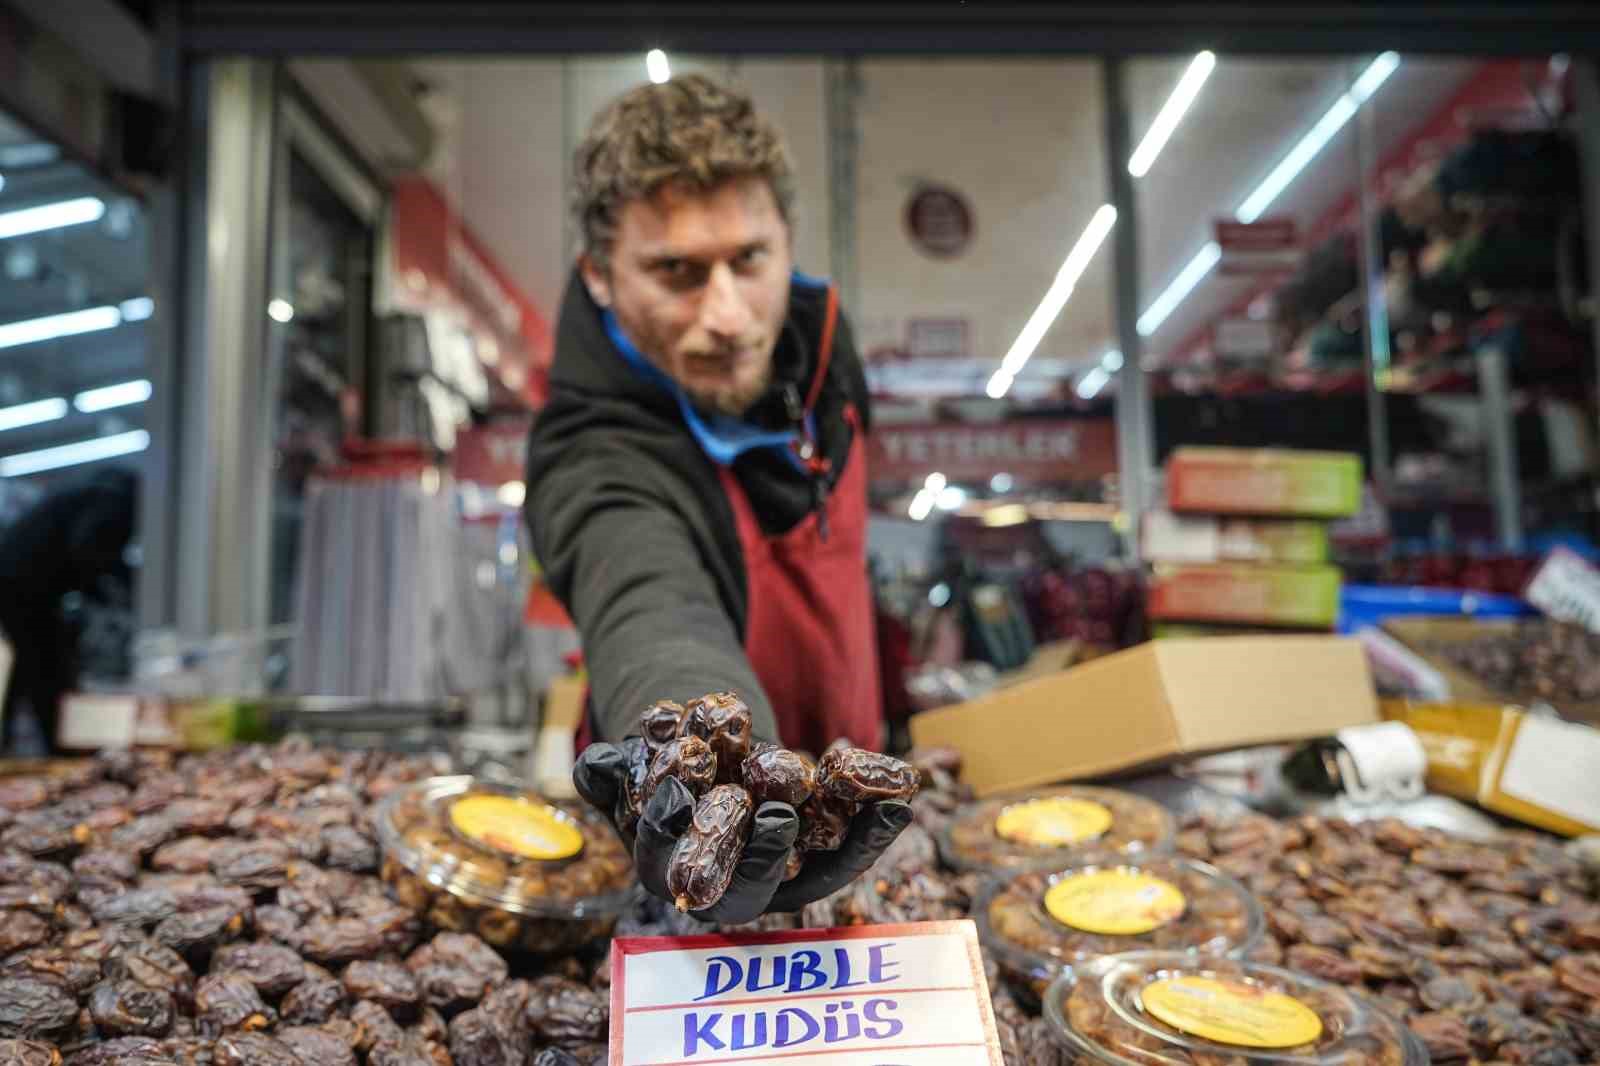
[296,52,1483,399]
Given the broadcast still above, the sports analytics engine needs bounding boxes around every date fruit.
[741,748,816,807]
[682,692,754,784]
[642,736,717,807]
[666,785,754,912]
[639,700,686,750]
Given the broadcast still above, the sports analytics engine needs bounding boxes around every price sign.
[609,920,1003,1066]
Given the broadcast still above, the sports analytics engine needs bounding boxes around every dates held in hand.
[632,691,918,912]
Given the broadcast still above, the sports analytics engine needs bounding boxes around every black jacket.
[524,270,870,743]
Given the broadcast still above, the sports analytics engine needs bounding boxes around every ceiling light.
[1138,52,1400,340]
[0,143,58,169]
[990,204,1118,398]
[1128,51,1217,178]
[985,371,1013,399]
[0,306,123,350]
[936,486,967,511]
[1076,366,1112,400]
[990,473,1014,494]
[0,197,107,240]
[0,429,149,477]
[1237,52,1398,223]
[267,299,295,323]
[0,397,67,432]
[119,297,154,322]
[1138,241,1222,337]
[74,379,152,413]
[646,49,671,84]
[924,471,947,493]
[1102,349,1125,371]
[1349,51,1401,103]
[908,489,936,521]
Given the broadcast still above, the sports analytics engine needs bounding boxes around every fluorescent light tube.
[1138,53,1401,337]
[0,397,67,432]
[1129,52,1217,178]
[1076,366,1111,400]
[0,306,123,350]
[992,204,1118,397]
[0,429,149,477]
[74,379,152,413]
[0,197,106,240]
[119,297,155,322]
[1138,242,1222,336]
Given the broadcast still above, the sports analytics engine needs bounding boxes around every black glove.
[574,738,913,925]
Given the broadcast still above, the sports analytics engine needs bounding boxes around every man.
[0,466,138,753]
[525,74,906,922]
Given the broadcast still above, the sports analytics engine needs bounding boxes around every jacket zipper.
[785,382,831,542]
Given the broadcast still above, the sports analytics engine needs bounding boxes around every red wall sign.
[868,419,1117,484]
[1214,218,1299,275]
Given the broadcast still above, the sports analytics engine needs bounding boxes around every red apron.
[716,405,882,754]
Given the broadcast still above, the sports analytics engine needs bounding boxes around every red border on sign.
[608,919,1002,1066]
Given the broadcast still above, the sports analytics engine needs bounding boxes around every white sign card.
[609,920,1004,1066]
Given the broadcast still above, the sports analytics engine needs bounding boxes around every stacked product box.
[1143,447,1363,634]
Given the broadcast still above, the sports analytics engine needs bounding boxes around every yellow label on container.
[1141,976,1324,1048]
[449,795,583,861]
[1044,869,1186,935]
[995,797,1113,847]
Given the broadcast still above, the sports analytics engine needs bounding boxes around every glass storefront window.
[0,106,149,745]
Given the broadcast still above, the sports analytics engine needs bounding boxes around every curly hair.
[573,73,795,271]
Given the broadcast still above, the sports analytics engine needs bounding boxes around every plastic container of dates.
[976,856,1263,1006]
[940,785,1177,874]
[375,774,636,955]
[1043,951,1427,1066]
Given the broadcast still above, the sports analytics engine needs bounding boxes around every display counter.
[0,738,1595,1064]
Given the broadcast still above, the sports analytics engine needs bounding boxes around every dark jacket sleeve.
[524,436,778,744]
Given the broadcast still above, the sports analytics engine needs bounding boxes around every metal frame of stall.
[131,3,1600,638]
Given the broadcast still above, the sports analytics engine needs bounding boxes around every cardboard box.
[1148,563,1341,628]
[909,636,1378,796]
[1382,699,1600,836]
[1142,510,1329,564]
[1167,447,1363,517]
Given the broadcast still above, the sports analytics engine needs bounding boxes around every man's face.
[582,176,792,418]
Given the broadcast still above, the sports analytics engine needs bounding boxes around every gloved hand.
[574,738,913,925]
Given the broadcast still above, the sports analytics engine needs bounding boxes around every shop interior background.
[0,1,1596,758]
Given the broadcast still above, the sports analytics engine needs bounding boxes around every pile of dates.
[1426,619,1600,706]
[0,742,612,1066]
[1178,811,1600,1065]
[622,693,919,911]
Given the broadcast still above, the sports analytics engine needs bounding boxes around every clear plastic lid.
[375,775,635,919]
[1043,951,1427,1066]
[940,785,1177,873]
[977,857,1264,991]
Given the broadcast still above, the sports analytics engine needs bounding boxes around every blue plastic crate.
[1337,583,1535,635]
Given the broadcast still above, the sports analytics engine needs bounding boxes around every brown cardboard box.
[909,636,1378,796]
[1382,699,1600,836]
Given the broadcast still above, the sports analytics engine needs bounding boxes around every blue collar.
[602,309,809,468]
